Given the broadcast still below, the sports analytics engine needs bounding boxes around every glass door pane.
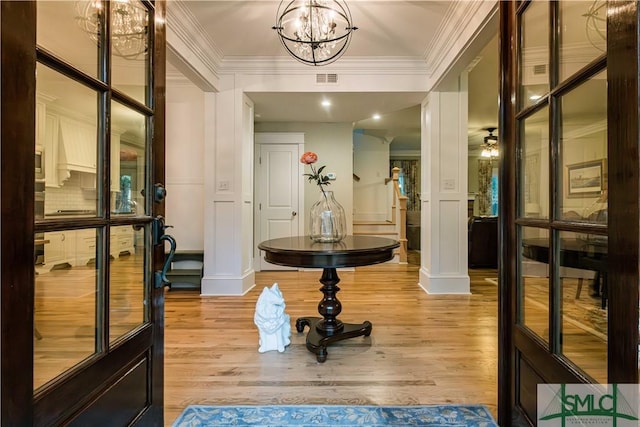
[38,1,100,79]
[109,226,147,343]
[520,1,550,109]
[108,100,149,344]
[111,0,150,106]
[521,106,550,219]
[36,64,99,217]
[520,226,551,343]
[558,230,607,383]
[559,1,606,82]
[558,70,607,220]
[34,228,101,389]
[111,101,148,216]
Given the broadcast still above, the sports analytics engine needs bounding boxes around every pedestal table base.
[295,267,372,362]
[296,317,372,363]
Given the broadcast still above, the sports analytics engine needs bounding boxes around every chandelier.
[481,127,499,158]
[75,0,148,60]
[273,0,357,66]
[582,0,606,52]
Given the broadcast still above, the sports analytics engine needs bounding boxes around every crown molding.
[424,0,498,87]
[564,120,606,140]
[166,0,223,89]
[219,56,429,75]
[166,68,198,87]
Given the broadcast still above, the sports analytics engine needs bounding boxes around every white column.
[419,75,470,294]
[201,75,256,295]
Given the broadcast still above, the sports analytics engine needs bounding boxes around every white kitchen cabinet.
[111,133,121,192]
[43,227,134,269]
[75,229,97,266]
[43,112,61,187]
[110,226,135,258]
[43,231,77,269]
[36,101,46,153]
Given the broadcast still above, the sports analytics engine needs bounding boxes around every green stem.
[310,164,327,199]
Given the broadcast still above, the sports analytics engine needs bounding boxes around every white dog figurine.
[254,283,291,353]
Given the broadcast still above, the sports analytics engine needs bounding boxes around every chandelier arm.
[275,30,354,45]
[277,32,354,65]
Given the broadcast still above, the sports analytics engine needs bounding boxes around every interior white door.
[258,143,300,270]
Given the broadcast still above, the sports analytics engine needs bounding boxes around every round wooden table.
[258,235,399,362]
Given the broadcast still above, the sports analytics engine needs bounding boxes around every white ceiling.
[171,1,499,150]
[181,1,452,60]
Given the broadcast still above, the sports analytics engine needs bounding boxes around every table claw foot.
[363,321,372,337]
[316,348,327,363]
[296,317,312,333]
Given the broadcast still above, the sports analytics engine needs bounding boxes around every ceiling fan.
[481,127,498,158]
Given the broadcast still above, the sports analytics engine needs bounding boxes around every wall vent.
[316,73,338,84]
[533,64,547,75]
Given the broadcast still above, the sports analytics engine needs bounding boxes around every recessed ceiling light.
[372,114,381,120]
[321,100,331,107]
[529,94,542,100]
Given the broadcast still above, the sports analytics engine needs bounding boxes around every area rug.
[172,405,498,427]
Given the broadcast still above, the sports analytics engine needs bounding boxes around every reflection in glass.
[559,1,605,81]
[520,1,549,109]
[38,1,99,79]
[111,0,150,105]
[559,231,607,383]
[34,228,99,390]
[110,226,146,344]
[36,64,99,218]
[559,70,607,222]
[519,226,550,343]
[111,101,147,216]
[521,106,549,219]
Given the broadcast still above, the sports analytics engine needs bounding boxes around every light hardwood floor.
[164,254,499,425]
[32,250,611,425]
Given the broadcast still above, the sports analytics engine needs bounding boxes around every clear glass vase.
[309,190,346,243]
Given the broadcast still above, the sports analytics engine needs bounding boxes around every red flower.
[300,151,318,165]
[300,151,330,195]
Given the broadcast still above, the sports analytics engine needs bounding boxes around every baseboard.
[418,268,470,294]
[201,270,255,296]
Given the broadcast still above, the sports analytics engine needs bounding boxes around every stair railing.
[391,167,408,263]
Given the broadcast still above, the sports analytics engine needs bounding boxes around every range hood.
[57,117,97,175]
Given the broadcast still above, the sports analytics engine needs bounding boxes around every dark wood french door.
[498,1,639,425]
[1,1,167,425]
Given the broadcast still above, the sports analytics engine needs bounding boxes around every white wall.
[165,77,205,251]
[254,122,354,234]
[353,133,390,221]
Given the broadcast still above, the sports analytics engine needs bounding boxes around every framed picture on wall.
[567,159,605,198]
